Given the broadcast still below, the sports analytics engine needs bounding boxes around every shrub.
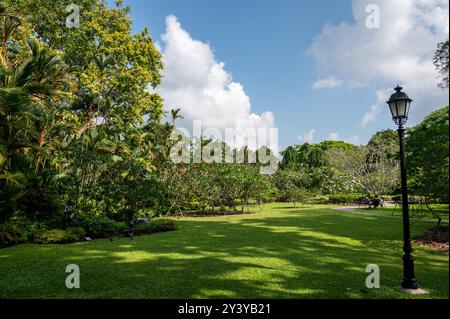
[35,229,80,244]
[74,216,127,238]
[0,225,19,248]
[261,191,278,203]
[309,195,329,204]
[278,195,290,202]
[0,221,87,247]
[328,194,362,205]
[20,176,63,226]
[0,219,48,246]
[133,219,178,235]
[67,227,86,240]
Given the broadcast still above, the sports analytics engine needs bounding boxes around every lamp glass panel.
[395,100,407,117]
[405,100,411,118]
[389,101,397,118]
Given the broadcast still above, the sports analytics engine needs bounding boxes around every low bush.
[261,192,278,203]
[328,194,363,205]
[0,225,19,248]
[133,219,178,235]
[0,220,49,247]
[74,216,127,238]
[35,229,80,244]
[308,195,329,204]
[67,227,86,240]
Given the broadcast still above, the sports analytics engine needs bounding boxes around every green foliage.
[327,194,363,205]
[1,0,165,226]
[272,169,315,206]
[279,141,363,195]
[0,36,73,222]
[34,229,80,244]
[133,219,178,235]
[323,130,400,195]
[281,141,356,169]
[407,106,449,202]
[1,1,448,256]
[433,39,449,89]
[308,195,329,204]
[67,226,86,240]
[0,220,86,246]
[157,163,272,214]
[74,216,126,238]
[0,219,48,245]
[212,164,271,211]
[0,230,16,248]
[367,129,398,161]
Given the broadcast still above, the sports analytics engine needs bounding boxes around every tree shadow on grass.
[0,208,448,299]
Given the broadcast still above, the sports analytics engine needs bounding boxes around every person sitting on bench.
[361,194,371,207]
[371,195,381,209]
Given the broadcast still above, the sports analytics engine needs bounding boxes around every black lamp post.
[386,85,418,290]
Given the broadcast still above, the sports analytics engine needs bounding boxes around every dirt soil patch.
[413,226,449,252]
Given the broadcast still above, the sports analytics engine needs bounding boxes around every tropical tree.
[407,106,449,202]
[0,37,73,222]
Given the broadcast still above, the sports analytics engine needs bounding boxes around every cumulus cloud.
[156,15,276,148]
[328,132,340,141]
[308,0,449,124]
[327,132,360,145]
[299,129,316,144]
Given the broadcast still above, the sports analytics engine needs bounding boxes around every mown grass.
[360,204,449,222]
[0,203,448,299]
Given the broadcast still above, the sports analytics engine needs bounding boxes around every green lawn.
[0,203,448,299]
[361,204,449,222]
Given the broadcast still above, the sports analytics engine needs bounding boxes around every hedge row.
[0,218,177,248]
[0,222,86,247]
[133,219,178,235]
[327,194,363,205]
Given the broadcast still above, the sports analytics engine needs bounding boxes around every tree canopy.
[433,39,449,89]
[407,106,449,201]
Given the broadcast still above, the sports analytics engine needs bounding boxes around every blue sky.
[111,0,449,150]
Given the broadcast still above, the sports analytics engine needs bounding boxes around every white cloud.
[156,15,275,148]
[299,129,315,144]
[345,135,360,145]
[328,132,340,141]
[313,76,364,90]
[313,76,344,89]
[309,0,449,124]
[327,132,360,145]
[361,90,389,126]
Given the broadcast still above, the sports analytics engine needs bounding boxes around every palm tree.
[0,3,23,59]
[170,108,183,126]
[0,37,73,222]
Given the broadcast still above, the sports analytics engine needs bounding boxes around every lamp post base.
[396,286,429,295]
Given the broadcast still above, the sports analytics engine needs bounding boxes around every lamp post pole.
[386,85,423,292]
[397,124,418,290]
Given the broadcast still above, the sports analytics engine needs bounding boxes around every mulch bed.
[412,226,449,252]
[173,211,255,218]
